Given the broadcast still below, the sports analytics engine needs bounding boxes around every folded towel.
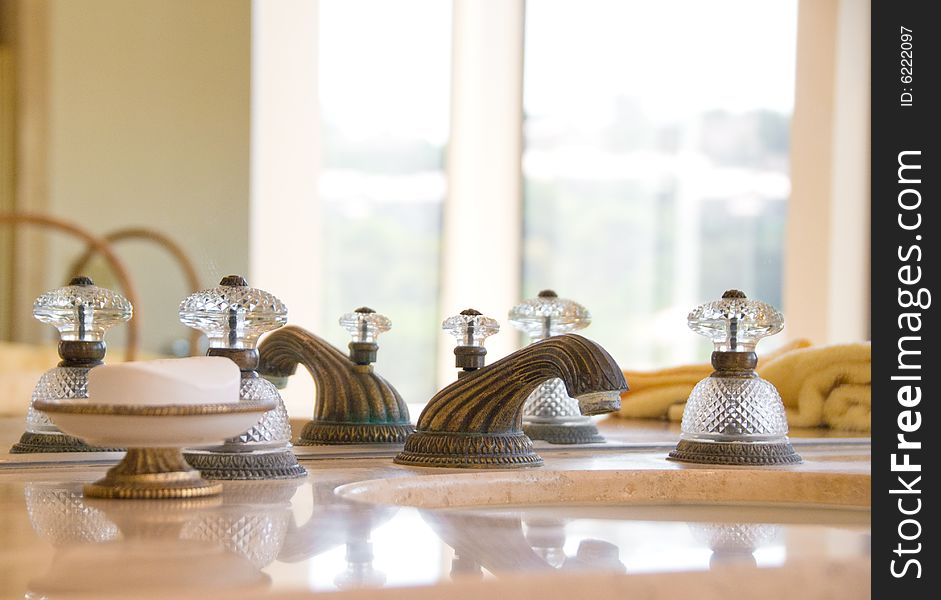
[759,342,871,431]
[618,384,703,419]
[617,339,809,420]
[616,339,874,432]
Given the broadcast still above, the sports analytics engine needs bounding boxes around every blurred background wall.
[2,0,250,353]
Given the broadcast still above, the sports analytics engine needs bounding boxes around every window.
[522,0,798,366]
[260,0,854,413]
[317,0,451,403]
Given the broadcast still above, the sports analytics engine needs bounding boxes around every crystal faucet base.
[10,431,121,454]
[520,379,608,445]
[394,431,544,469]
[667,439,802,465]
[297,421,415,445]
[183,448,307,480]
[523,420,604,445]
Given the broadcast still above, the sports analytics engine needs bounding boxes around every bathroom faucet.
[394,333,627,468]
[257,311,414,445]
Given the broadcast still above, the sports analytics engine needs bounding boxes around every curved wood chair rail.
[0,212,140,361]
[66,227,202,356]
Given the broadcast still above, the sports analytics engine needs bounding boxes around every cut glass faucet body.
[669,289,801,465]
[180,275,306,479]
[11,276,131,453]
[510,290,604,444]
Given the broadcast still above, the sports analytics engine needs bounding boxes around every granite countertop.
[0,417,871,599]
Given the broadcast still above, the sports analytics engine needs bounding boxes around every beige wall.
[13,0,251,353]
[0,43,14,340]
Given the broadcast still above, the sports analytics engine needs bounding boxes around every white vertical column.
[826,0,870,342]
[250,0,321,326]
[785,0,870,344]
[785,0,838,345]
[437,0,525,387]
[250,0,321,415]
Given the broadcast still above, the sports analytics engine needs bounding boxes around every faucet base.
[297,421,415,445]
[184,447,308,480]
[668,439,802,465]
[523,419,604,445]
[10,431,121,453]
[394,431,544,469]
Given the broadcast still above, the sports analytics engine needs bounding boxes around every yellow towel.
[760,343,871,432]
[616,339,872,432]
[617,339,809,420]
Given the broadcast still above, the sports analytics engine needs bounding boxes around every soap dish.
[36,399,275,499]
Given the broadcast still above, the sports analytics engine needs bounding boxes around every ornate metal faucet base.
[668,439,802,465]
[183,448,307,480]
[394,431,543,469]
[522,419,604,445]
[297,421,415,445]
[84,448,223,499]
[10,431,121,454]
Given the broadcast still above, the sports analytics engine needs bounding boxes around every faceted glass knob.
[339,307,391,343]
[32,276,132,342]
[508,290,591,341]
[442,309,500,347]
[687,290,783,352]
[179,275,287,350]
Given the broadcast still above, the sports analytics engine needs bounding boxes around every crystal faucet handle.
[179,275,287,349]
[687,289,783,352]
[339,307,391,344]
[442,309,500,347]
[508,290,591,341]
[33,276,132,342]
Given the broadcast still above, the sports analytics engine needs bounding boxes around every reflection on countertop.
[24,488,271,597]
[0,419,871,599]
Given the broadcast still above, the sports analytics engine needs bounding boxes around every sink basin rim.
[335,468,871,511]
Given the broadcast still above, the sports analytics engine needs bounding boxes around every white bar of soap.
[88,357,241,406]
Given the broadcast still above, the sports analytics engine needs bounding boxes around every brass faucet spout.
[258,326,414,445]
[395,334,627,468]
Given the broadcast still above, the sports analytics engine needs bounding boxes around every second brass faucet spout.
[395,334,627,468]
[258,326,414,445]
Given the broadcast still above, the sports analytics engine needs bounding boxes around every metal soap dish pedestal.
[35,399,276,499]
